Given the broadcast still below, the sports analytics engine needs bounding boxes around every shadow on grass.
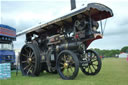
[11,70,103,81]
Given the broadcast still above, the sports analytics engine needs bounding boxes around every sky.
[0,0,128,50]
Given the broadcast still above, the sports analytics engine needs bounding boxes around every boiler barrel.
[56,42,81,51]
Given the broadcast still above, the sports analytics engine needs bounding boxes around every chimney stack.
[70,0,76,10]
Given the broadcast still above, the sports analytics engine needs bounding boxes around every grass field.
[0,58,128,85]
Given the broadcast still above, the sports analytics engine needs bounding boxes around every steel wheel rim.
[86,51,98,73]
[20,46,36,75]
[58,53,76,78]
[81,50,101,74]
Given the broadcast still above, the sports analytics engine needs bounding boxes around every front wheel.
[56,50,79,80]
[80,50,102,75]
[20,43,41,76]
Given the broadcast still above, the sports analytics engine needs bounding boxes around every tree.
[121,46,128,53]
[92,48,120,57]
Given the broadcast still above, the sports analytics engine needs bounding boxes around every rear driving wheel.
[81,50,102,75]
[57,50,79,80]
[20,43,41,76]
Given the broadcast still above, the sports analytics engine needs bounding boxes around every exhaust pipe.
[70,0,76,10]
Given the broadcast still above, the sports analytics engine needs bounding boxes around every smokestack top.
[71,0,76,10]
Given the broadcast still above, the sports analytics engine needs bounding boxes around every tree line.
[91,46,128,58]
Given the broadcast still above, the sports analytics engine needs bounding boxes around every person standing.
[127,55,128,61]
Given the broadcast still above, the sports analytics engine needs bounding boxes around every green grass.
[0,58,128,85]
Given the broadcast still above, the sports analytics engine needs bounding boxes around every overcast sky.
[0,0,128,50]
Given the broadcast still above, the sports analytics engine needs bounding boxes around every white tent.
[119,53,128,58]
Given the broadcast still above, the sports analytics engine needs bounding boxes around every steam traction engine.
[17,3,113,80]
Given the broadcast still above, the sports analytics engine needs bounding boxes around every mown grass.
[0,58,128,85]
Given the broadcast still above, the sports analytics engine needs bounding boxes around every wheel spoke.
[87,52,89,58]
[89,65,92,73]
[30,64,34,71]
[70,63,75,67]
[90,52,92,58]
[22,61,28,64]
[61,66,64,69]
[91,56,97,60]
[92,64,96,70]
[31,56,35,60]
[24,64,30,70]
[22,53,28,58]
[30,52,34,58]
[91,59,97,62]
[70,67,73,71]
[60,62,64,65]
[28,49,32,57]
[67,68,69,73]
[64,54,67,61]
[90,53,95,60]
[92,64,98,66]
[68,56,72,62]
[88,67,90,72]
[61,56,65,61]
[31,60,35,64]
[70,61,75,66]
[25,47,29,53]
[27,65,33,75]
